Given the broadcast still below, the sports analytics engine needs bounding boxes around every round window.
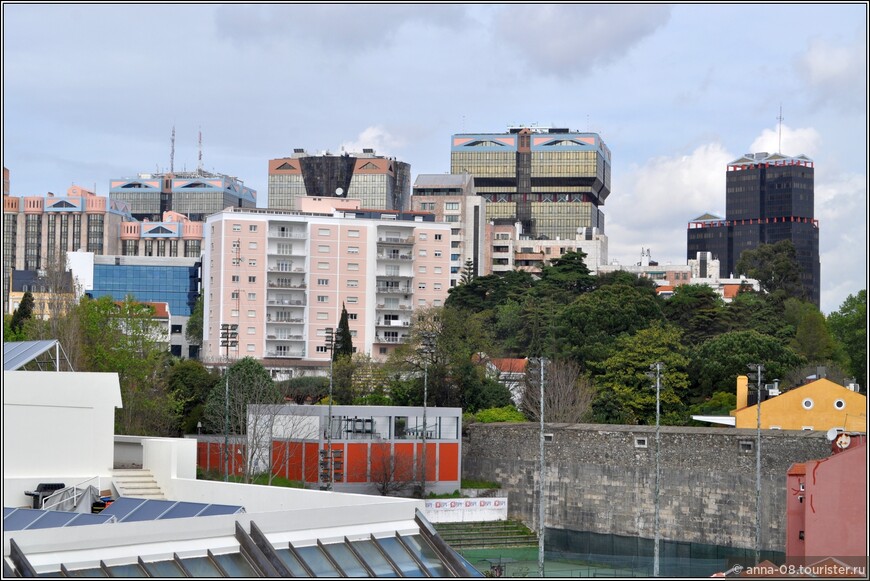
[802,398,814,410]
[834,399,846,410]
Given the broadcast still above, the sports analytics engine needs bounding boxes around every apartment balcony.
[265,334,305,342]
[376,285,413,294]
[374,334,409,344]
[265,349,306,358]
[376,303,411,311]
[376,236,414,246]
[268,229,307,239]
[376,319,411,328]
[267,312,305,323]
[266,296,305,306]
[376,252,413,261]
[378,271,413,279]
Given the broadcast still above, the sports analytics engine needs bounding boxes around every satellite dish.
[335,187,345,197]
[826,427,841,441]
[836,433,851,449]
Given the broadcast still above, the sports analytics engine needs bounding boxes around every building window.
[231,309,239,317]
[316,345,328,353]
[348,229,360,238]
[248,276,256,283]
[318,262,329,270]
[318,245,330,253]
[419,233,428,241]
[347,280,359,288]
[317,278,329,286]
[435,234,442,240]
[434,283,442,290]
[248,293,256,301]
[802,426,814,431]
[249,225,258,232]
[348,246,359,254]
[634,437,648,449]
[434,267,442,274]
[834,399,846,410]
[317,312,328,320]
[247,327,255,335]
[348,313,358,320]
[233,224,241,232]
[802,398,814,410]
[379,347,388,355]
[232,275,240,282]
[317,295,328,303]
[418,282,426,290]
[419,266,427,274]
[434,250,442,257]
[249,242,257,249]
[419,249,427,257]
[445,215,459,222]
[247,344,255,352]
[249,259,257,267]
[171,325,182,334]
[318,228,331,236]
[248,310,256,317]
[347,297,358,304]
[348,263,359,271]
[740,441,753,453]
[445,202,459,210]
[231,291,239,299]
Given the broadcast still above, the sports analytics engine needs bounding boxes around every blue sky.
[3,4,866,314]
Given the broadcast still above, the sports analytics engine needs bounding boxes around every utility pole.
[323,328,336,491]
[748,363,765,564]
[538,357,546,578]
[419,332,436,498]
[219,323,237,482]
[648,362,664,577]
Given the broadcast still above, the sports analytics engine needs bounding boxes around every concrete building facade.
[202,200,451,369]
[268,150,411,212]
[411,174,485,287]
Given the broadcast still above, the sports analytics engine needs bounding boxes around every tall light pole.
[748,363,765,565]
[538,357,546,579]
[323,327,336,491]
[648,362,664,577]
[419,332,436,498]
[219,323,238,482]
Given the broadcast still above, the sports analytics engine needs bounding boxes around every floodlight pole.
[748,363,765,565]
[324,328,336,491]
[538,357,546,578]
[651,362,663,577]
[420,332,435,498]
[220,323,237,482]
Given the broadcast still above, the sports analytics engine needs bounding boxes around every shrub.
[475,405,526,423]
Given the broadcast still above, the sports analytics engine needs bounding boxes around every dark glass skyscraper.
[687,152,820,305]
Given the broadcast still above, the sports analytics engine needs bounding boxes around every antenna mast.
[198,128,203,174]
[777,105,784,154]
[170,126,176,175]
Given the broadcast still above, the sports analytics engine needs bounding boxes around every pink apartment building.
[202,199,452,369]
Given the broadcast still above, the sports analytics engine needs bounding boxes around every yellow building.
[731,376,866,432]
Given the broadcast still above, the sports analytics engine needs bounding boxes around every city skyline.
[3,3,866,314]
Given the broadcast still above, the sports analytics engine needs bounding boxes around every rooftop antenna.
[198,128,203,174]
[170,126,176,175]
[777,105,784,154]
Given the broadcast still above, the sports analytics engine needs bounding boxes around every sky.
[2,3,867,315]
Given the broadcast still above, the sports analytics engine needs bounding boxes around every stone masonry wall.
[462,423,831,552]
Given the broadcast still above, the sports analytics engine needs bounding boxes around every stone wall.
[462,423,831,553]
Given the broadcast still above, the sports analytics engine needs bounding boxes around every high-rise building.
[202,199,450,373]
[687,152,819,305]
[450,127,611,240]
[411,173,484,287]
[109,170,256,222]
[3,185,135,308]
[268,149,411,212]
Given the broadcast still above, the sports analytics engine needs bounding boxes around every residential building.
[68,252,202,359]
[450,126,611,241]
[2,343,479,577]
[597,250,759,301]
[268,149,411,212]
[412,173,484,286]
[477,355,527,405]
[489,224,608,275]
[109,170,256,222]
[786,433,866,561]
[7,269,76,319]
[3,185,134,309]
[687,152,820,306]
[117,210,204,258]
[201,199,451,371]
[198,405,462,495]
[694,377,866,432]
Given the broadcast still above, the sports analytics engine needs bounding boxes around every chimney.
[736,375,749,409]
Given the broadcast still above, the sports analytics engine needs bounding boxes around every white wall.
[3,371,122,507]
[423,497,509,523]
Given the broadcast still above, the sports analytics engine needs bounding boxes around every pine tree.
[334,303,354,360]
[11,291,35,333]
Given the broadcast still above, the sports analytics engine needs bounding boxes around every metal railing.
[41,476,101,511]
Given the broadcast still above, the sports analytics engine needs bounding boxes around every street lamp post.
[748,363,765,565]
[649,362,664,577]
[219,323,238,482]
[419,332,436,498]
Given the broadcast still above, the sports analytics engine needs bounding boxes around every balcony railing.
[269,230,307,239]
[377,320,411,327]
[374,334,409,344]
[377,236,414,245]
[377,253,413,260]
[376,286,412,294]
[266,350,306,358]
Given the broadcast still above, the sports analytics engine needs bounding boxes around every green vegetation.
[197,468,304,489]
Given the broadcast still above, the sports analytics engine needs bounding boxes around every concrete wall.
[462,423,831,553]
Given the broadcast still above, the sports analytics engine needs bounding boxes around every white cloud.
[495,4,670,77]
[748,125,821,158]
[339,127,406,157]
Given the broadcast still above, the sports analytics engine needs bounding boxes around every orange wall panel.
[346,443,369,483]
[304,442,320,483]
[394,442,415,482]
[438,442,459,481]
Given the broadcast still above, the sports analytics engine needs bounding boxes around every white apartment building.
[202,199,451,368]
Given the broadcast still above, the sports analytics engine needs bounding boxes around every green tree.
[165,359,219,433]
[783,298,838,363]
[459,258,476,285]
[727,289,793,341]
[735,240,805,300]
[11,291,35,333]
[827,290,867,388]
[277,375,330,405]
[534,250,595,302]
[185,294,204,347]
[689,330,805,400]
[663,284,730,346]
[686,391,737,426]
[591,323,690,425]
[334,303,354,360]
[557,282,665,369]
[79,295,180,435]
